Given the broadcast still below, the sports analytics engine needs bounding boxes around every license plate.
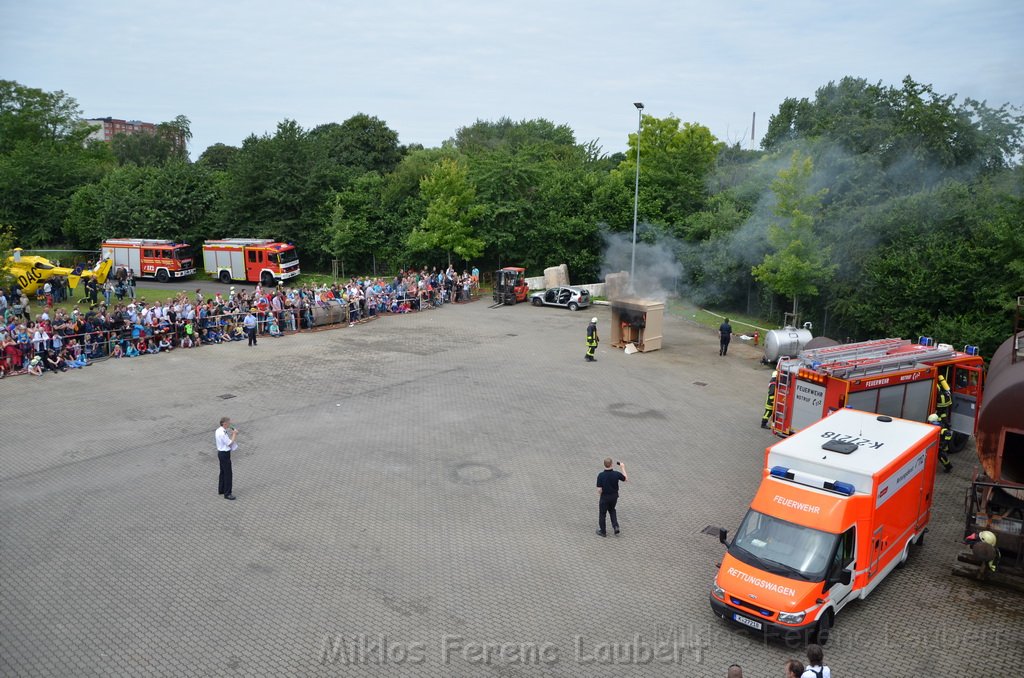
[732,613,763,631]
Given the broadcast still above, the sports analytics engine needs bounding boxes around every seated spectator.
[180,333,194,349]
[28,354,44,375]
[44,348,66,372]
[111,342,124,359]
[66,348,89,369]
[125,341,140,358]
[268,316,283,337]
[158,335,173,352]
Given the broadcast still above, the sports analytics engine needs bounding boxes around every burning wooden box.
[610,297,664,352]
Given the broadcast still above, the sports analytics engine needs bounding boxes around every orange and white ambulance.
[710,408,938,642]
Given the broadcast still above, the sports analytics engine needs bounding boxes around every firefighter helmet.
[927,413,940,423]
[591,317,598,324]
[979,530,997,546]
[771,371,778,378]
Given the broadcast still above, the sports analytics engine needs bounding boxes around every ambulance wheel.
[218,270,231,284]
[156,269,170,283]
[261,271,275,287]
[949,432,969,454]
[811,611,833,645]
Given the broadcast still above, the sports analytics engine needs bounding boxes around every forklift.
[490,267,529,307]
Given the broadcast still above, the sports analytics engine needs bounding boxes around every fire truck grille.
[729,596,775,618]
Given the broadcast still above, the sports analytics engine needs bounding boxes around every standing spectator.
[20,292,31,322]
[785,659,805,678]
[801,644,831,678]
[215,417,238,500]
[103,279,113,306]
[719,317,733,356]
[243,308,258,346]
[127,269,136,300]
[595,458,627,537]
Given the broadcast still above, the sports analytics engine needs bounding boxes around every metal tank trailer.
[954,314,1024,587]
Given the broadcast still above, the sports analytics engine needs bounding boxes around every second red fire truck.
[768,337,985,450]
[202,239,300,286]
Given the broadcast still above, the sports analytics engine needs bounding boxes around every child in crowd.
[28,354,44,375]
[137,338,149,355]
[180,333,193,349]
[268,316,282,337]
[67,349,89,368]
[125,341,140,358]
[158,335,173,352]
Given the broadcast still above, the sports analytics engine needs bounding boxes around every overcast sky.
[2,1,1022,160]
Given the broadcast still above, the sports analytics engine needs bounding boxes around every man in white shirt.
[801,644,832,678]
[215,417,239,500]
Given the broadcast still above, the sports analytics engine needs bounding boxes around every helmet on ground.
[979,530,997,546]
[927,413,940,423]
[591,317,598,323]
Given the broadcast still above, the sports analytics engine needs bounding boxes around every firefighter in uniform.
[927,413,953,473]
[936,374,953,427]
[761,371,778,428]
[585,317,599,362]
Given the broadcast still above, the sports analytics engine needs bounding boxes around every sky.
[2,1,1022,160]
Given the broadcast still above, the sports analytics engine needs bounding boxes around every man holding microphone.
[596,458,627,536]
[216,417,239,500]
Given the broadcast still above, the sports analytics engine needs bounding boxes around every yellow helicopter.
[4,249,113,296]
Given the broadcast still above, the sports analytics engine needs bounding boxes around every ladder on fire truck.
[800,337,909,363]
[813,345,957,380]
[771,357,799,432]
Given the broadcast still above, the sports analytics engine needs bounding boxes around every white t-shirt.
[802,666,831,678]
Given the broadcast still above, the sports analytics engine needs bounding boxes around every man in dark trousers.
[719,317,733,356]
[215,416,239,500]
[585,317,599,362]
[761,370,778,428]
[596,458,627,536]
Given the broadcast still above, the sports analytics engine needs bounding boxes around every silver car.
[529,286,591,311]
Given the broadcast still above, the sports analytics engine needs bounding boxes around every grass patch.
[666,298,768,335]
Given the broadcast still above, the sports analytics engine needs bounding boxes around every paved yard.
[1,301,1021,677]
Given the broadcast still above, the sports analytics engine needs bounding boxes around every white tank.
[764,325,813,362]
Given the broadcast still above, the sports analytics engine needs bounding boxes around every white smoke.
[600,231,683,301]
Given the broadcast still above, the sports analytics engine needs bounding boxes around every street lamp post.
[630,102,644,292]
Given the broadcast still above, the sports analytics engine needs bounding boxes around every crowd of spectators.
[0,265,479,378]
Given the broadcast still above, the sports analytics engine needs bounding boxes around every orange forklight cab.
[710,408,938,643]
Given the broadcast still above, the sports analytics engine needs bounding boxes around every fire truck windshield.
[173,248,193,260]
[273,249,298,265]
[728,509,837,582]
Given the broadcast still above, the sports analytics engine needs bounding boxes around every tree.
[751,151,834,316]
[0,223,15,288]
[0,80,92,153]
[197,143,239,171]
[407,158,483,264]
[613,115,723,232]
[309,114,403,175]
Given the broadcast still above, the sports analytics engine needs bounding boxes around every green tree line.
[1,76,1021,355]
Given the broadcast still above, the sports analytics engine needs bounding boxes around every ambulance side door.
[824,526,857,611]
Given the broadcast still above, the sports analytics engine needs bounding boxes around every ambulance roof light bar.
[769,466,856,496]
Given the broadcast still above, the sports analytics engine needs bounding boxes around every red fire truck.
[768,337,985,450]
[100,239,196,282]
[202,239,300,285]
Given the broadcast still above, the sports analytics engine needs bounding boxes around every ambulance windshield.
[729,510,837,582]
